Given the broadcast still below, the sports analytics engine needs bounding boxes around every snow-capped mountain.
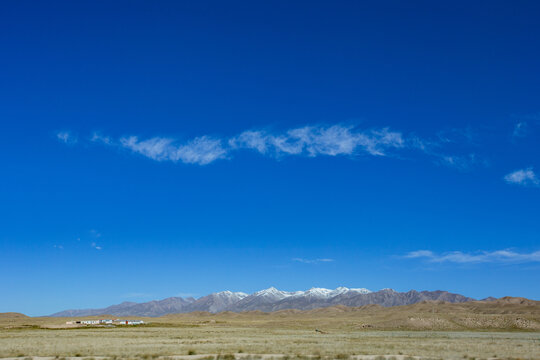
[225,287,375,312]
[252,287,302,300]
[184,291,248,313]
[50,287,474,317]
[293,287,371,298]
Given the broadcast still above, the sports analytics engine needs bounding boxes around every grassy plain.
[1,298,539,359]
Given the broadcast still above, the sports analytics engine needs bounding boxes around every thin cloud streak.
[116,125,406,165]
[120,135,227,165]
[405,249,540,264]
[229,125,405,157]
[56,131,77,144]
[436,153,484,171]
[292,258,334,264]
[513,121,528,138]
[90,132,112,145]
[58,123,483,168]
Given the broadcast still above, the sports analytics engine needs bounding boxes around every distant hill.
[50,287,475,317]
[0,312,28,319]
[155,297,540,331]
[51,297,195,317]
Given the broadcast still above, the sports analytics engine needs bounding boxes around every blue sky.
[1,1,540,316]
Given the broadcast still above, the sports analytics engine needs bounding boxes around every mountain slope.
[50,287,475,317]
[52,297,195,317]
[184,291,248,313]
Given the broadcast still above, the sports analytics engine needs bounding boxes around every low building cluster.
[66,319,144,325]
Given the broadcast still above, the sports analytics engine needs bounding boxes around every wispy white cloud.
[510,112,540,139]
[56,131,77,144]
[292,258,334,264]
[230,125,404,157]
[53,244,64,250]
[436,127,476,145]
[504,168,539,187]
[437,153,482,171]
[90,229,102,238]
[405,249,540,264]
[91,242,102,250]
[92,124,408,165]
[119,135,227,165]
[513,121,528,138]
[90,132,112,145]
[57,123,485,168]
[407,128,485,171]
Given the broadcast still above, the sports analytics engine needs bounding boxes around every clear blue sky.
[1,1,539,316]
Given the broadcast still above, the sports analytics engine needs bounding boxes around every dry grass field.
[1,298,539,360]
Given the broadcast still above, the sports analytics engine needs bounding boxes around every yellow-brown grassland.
[1,298,539,360]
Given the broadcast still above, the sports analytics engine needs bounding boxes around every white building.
[115,319,145,325]
[65,319,145,326]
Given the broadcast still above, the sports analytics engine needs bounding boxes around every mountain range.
[51,287,476,317]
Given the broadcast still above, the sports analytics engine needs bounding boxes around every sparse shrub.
[335,354,350,359]
[188,350,197,355]
[217,355,235,360]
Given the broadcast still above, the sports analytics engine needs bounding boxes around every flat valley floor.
[1,299,539,359]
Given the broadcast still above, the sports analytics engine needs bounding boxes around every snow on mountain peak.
[253,287,292,299]
[252,287,373,299]
[215,291,248,299]
[253,286,304,300]
[330,287,351,296]
[303,287,334,297]
[255,287,279,295]
[350,288,372,294]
